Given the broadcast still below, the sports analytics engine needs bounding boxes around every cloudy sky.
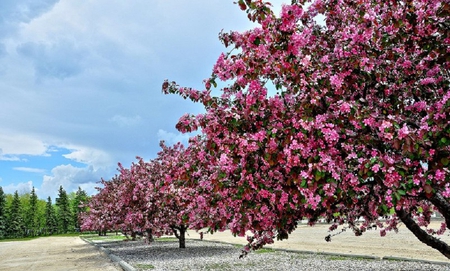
[0,0,286,199]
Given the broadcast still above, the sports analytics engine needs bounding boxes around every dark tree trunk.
[396,208,450,259]
[429,192,450,230]
[171,225,187,248]
[131,231,137,241]
[146,228,154,243]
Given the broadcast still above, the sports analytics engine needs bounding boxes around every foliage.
[163,0,450,258]
[7,191,25,238]
[72,187,89,231]
[45,196,58,235]
[81,140,220,248]
[0,187,6,239]
[56,186,72,233]
[24,187,40,237]
[0,186,87,239]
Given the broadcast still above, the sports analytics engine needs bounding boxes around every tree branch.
[429,192,450,230]
[396,208,450,259]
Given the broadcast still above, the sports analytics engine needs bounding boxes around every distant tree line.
[0,185,89,239]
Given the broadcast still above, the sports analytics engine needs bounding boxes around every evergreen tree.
[56,186,72,233]
[72,187,88,231]
[0,187,6,239]
[25,187,38,236]
[7,191,25,238]
[45,197,58,235]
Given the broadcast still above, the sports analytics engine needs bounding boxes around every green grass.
[135,263,155,270]
[83,234,126,242]
[255,248,275,254]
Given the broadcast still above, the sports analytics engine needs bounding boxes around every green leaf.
[394,192,401,201]
[210,79,217,88]
[389,207,395,215]
[300,179,307,188]
[397,189,406,196]
[441,157,449,166]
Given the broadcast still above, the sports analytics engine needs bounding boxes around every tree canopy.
[83,0,449,259]
[163,0,450,257]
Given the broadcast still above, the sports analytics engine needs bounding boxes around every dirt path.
[196,221,450,262]
[0,236,119,271]
[0,222,448,270]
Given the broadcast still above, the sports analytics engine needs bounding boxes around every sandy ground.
[0,222,448,270]
[0,236,119,271]
[196,221,450,262]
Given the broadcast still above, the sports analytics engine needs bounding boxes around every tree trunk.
[146,228,154,243]
[179,225,186,248]
[171,225,187,248]
[429,192,450,230]
[396,208,450,259]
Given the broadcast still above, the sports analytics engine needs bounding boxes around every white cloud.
[2,181,33,195]
[17,40,87,80]
[0,131,49,158]
[61,145,114,170]
[109,114,142,127]
[40,164,107,198]
[13,167,46,173]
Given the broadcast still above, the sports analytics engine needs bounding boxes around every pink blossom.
[330,74,344,89]
[339,102,351,114]
[435,169,446,182]
[420,77,436,85]
[372,164,380,173]
[397,124,410,140]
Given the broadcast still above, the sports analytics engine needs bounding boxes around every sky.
[0,0,286,199]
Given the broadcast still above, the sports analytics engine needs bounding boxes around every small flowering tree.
[164,0,450,258]
[80,178,122,235]
[152,140,223,248]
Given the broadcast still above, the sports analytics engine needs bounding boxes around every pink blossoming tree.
[163,0,450,258]
[80,178,123,236]
[81,139,222,248]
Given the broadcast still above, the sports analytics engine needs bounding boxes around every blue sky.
[0,0,286,199]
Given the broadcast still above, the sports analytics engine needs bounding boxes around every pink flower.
[420,77,436,85]
[397,124,410,140]
[372,164,380,173]
[330,74,343,89]
[339,102,351,114]
[322,127,339,143]
[435,169,445,181]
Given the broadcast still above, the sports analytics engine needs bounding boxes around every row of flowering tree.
[81,139,223,248]
[83,0,449,259]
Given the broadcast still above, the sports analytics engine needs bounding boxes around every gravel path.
[98,239,450,271]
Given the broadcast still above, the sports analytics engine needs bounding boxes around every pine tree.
[45,197,58,235]
[0,187,6,239]
[72,187,88,231]
[7,191,25,238]
[25,187,39,236]
[56,186,72,233]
